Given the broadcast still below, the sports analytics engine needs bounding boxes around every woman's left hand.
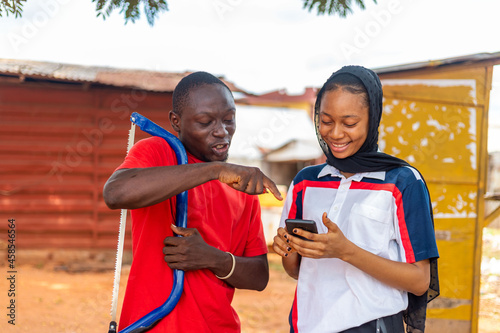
[289,212,352,260]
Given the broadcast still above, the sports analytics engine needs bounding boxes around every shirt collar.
[318,164,386,181]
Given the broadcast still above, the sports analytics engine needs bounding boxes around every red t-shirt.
[116,136,268,332]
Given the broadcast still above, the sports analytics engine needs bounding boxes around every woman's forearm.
[341,242,430,296]
[282,252,301,280]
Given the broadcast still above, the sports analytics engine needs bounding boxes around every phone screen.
[285,219,318,241]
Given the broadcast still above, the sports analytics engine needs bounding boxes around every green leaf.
[302,0,375,17]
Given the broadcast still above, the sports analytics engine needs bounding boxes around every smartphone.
[285,219,318,241]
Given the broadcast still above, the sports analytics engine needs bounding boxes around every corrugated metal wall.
[377,61,496,332]
[0,79,173,249]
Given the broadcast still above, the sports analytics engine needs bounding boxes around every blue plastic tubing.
[119,112,188,333]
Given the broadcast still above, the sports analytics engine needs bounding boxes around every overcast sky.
[0,0,499,150]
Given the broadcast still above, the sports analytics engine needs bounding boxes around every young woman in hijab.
[272,65,439,333]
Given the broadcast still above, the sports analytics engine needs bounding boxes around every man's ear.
[169,110,181,133]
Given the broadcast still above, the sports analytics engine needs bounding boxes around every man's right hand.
[104,162,282,210]
[217,163,283,200]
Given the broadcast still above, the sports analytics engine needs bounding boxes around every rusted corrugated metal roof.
[237,87,318,104]
[374,52,500,74]
[0,58,245,93]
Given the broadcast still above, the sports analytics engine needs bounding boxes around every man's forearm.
[222,254,269,291]
[103,163,221,209]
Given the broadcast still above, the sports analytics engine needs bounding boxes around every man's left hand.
[163,224,219,271]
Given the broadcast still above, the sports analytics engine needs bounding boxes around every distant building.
[227,104,324,243]
[236,87,318,118]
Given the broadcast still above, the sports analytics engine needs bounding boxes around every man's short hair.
[172,71,233,115]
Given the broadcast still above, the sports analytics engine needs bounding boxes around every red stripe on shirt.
[302,179,341,189]
[349,181,416,263]
[289,180,340,219]
[289,181,303,219]
[291,287,299,332]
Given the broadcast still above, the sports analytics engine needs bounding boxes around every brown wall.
[0,79,174,249]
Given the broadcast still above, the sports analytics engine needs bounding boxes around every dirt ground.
[1,233,499,333]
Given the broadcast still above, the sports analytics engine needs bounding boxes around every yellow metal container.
[375,53,500,332]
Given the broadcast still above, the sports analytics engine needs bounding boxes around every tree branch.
[303,0,375,17]
[0,0,26,18]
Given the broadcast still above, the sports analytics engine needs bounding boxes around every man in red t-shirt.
[103,71,282,332]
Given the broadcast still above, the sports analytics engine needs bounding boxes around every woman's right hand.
[272,227,294,258]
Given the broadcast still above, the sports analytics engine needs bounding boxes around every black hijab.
[314,65,409,172]
[314,65,439,332]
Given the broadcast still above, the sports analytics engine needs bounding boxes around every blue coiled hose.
[118,112,188,333]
